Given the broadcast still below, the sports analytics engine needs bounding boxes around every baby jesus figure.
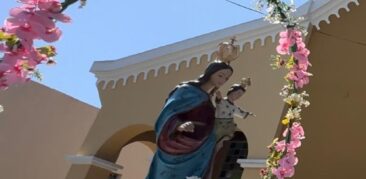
[214,78,255,142]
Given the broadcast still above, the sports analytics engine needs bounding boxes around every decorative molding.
[237,159,267,168]
[308,0,359,29]
[65,155,123,172]
[90,0,360,89]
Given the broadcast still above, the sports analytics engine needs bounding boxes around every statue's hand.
[249,112,256,117]
[177,121,195,133]
[215,90,222,99]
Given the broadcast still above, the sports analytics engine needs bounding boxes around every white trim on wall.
[65,155,123,172]
[90,0,359,89]
[237,159,267,168]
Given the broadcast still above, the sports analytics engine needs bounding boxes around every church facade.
[66,0,365,178]
[1,0,364,178]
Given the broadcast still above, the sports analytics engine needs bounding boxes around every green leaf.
[5,36,19,47]
[286,55,295,69]
[291,43,298,52]
[31,70,43,81]
[37,46,56,57]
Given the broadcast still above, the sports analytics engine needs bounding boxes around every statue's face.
[228,89,245,101]
[209,69,232,88]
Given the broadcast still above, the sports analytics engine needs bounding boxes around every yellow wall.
[0,81,98,179]
[66,3,366,179]
[2,2,365,179]
[295,2,366,178]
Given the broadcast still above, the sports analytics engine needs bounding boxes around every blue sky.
[1,0,307,108]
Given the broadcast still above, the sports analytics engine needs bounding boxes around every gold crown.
[217,36,240,64]
[240,77,251,89]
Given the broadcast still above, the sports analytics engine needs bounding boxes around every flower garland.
[255,1,312,179]
[0,0,84,112]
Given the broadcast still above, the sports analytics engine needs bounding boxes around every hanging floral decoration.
[0,0,83,112]
[255,1,312,178]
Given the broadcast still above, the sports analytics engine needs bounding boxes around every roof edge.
[91,0,359,89]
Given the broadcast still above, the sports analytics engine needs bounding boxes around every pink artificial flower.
[260,168,269,177]
[5,9,40,44]
[36,10,71,23]
[272,166,295,179]
[18,0,38,5]
[18,0,62,8]
[275,140,287,152]
[272,152,298,179]
[0,63,11,75]
[5,4,69,45]
[295,72,310,89]
[291,122,305,140]
[279,31,289,38]
[9,7,30,19]
[29,47,48,63]
[279,29,301,39]
[277,29,303,55]
[294,47,310,61]
[5,12,29,33]
[41,27,62,42]
[0,44,6,52]
[30,12,56,29]
[14,25,38,48]
[279,153,298,167]
[289,29,302,41]
[287,139,301,152]
[0,0,68,88]
[277,37,291,55]
[292,40,311,71]
[277,31,292,55]
[287,69,312,89]
[4,70,28,85]
[296,58,311,71]
[281,123,305,154]
[2,53,24,66]
[38,0,62,12]
[1,61,29,87]
[283,122,305,140]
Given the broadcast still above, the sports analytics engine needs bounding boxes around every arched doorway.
[114,141,156,178]
[66,125,156,179]
[94,130,156,179]
[94,130,156,162]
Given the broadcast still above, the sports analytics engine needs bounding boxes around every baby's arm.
[234,106,255,119]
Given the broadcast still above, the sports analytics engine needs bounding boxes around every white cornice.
[91,0,359,89]
[237,159,267,168]
[308,0,359,29]
[65,155,123,172]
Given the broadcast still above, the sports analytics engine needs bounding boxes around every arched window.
[212,131,248,179]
